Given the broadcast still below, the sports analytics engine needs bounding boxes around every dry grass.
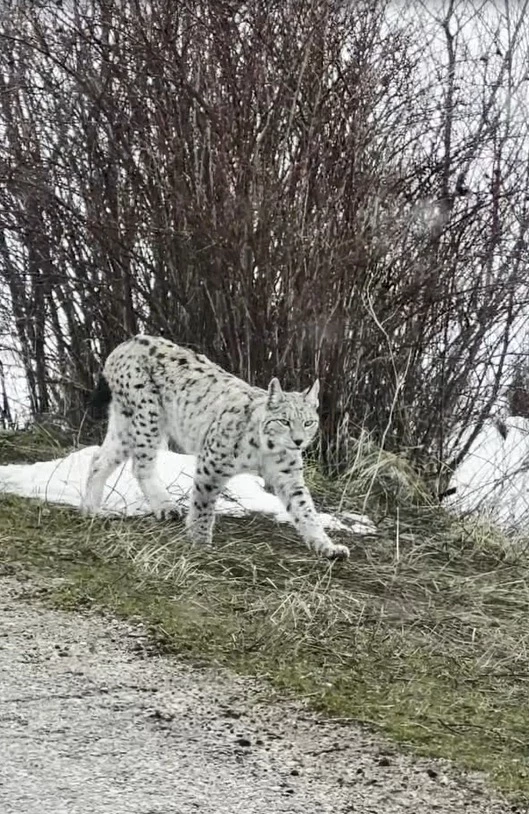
[0,424,76,464]
[1,429,529,801]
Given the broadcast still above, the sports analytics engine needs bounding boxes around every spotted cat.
[83,335,349,559]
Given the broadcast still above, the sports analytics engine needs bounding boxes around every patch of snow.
[447,417,529,526]
[0,446,376,537]
[0,345,30,426]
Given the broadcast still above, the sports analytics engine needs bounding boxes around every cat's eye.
[276,418,290,426]
[304,420,316,427]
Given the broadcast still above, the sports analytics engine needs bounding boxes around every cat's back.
[105,334,201,375]
[104,334,256,407]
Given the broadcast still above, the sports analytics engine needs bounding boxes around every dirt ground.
[0,573,516,814]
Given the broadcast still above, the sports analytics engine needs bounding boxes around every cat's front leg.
[263,455,349,560]
[186,450,232,546]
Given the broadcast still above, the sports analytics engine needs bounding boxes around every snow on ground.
[0,446,376,537]
[447,416,529,527]
[0,345,30,426]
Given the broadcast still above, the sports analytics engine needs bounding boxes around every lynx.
[83,335,349,560]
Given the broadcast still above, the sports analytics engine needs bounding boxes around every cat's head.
[260,378,320,453]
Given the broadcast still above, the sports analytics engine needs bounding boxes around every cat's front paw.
[80,498,95,517]
[186,527,213,546]
[185,516,213,546]
[324,542,350,560]
[310,532,350,560]
[153,503,182,521]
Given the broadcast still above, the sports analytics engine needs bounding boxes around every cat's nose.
[293,438,303,447]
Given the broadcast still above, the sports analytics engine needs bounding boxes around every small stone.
[148,708,174,722]
[222,708,242,719]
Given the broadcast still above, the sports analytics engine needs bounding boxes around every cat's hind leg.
[130,400,179,519]
[82,402,131,514]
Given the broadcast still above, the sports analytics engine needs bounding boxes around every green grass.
[1,430,529,802]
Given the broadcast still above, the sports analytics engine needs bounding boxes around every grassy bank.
[1,429,529,803]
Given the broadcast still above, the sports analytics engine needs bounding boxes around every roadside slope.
[0,573,511,814]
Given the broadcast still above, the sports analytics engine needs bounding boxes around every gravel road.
[0,574,514,814]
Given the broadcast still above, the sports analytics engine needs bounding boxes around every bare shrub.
[1,0,529,475]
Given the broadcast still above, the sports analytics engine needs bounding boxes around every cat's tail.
[89,374,112,417]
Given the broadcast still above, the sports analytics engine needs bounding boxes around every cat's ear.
[303,379,320,406]
[267,377,284,409]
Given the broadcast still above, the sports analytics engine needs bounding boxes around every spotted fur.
[82,335,349,559]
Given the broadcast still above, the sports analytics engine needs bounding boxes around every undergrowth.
[1,428,529,803]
